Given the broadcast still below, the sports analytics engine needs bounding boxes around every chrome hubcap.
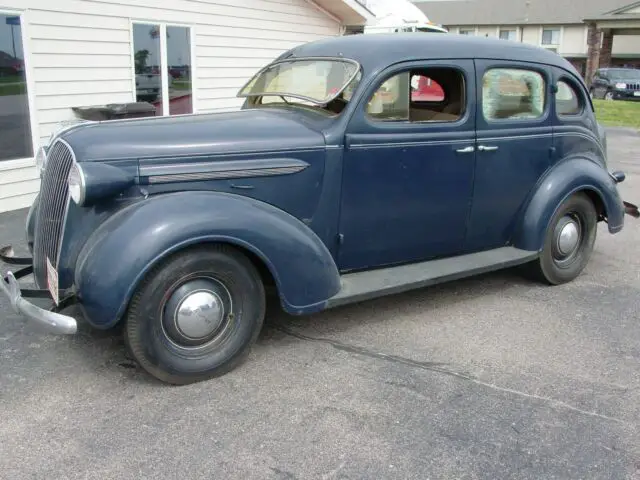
[557,221,580,255]
[175,290,224,340]
[552,214,582,265]
[162,277,233,348]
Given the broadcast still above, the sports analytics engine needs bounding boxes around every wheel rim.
[161,275,234,349]
[552,214,583,267]
[605,91,614,101]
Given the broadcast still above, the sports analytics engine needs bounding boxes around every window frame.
[498,28,518,41]
[364,66,467,125]
[0,8,39,169]
[541,27,562,48]
[458,27,477,36]
[555,77,585,118]
[479,64,551,126]
[129,20,197,117]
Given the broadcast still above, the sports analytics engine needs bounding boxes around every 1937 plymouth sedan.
[2,34,638,384]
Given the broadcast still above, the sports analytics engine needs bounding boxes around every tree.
[135,49,150,74]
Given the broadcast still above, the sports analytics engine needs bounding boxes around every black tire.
[526,192,597,285]
[124,244,265,385]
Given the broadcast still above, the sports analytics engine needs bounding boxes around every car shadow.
[59,265,539,385]
[260,265,545,357]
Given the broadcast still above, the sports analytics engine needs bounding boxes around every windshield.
[607,69,640,81]
[238,58,361,106]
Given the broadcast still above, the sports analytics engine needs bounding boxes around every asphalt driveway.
[1,128,640,479]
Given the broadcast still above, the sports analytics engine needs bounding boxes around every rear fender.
[74,191,341,328]
[512,156,624,251]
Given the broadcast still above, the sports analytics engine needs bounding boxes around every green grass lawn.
[0,75,23,84]
[0,82,26,96]
[593,99,640,130]
[171,80,192,91]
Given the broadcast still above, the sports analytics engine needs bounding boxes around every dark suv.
[590,67,640,101]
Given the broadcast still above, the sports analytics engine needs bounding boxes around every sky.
[0,14,24,60]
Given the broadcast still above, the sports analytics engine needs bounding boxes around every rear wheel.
[124,244,265,385]
[526,193,597,285]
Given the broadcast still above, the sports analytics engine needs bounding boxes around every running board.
[326,247,539,309]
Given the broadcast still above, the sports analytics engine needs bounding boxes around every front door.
[338,60,477,271]
[464,60,553,252]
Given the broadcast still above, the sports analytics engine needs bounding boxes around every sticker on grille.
[33,139,75,286]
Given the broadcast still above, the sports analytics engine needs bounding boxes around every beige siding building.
[0,0,373,213]
[416,0,640,76]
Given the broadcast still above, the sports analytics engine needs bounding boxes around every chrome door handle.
[478,145,499,152]
[455,146,475,153]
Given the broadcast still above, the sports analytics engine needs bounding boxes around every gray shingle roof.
[414,0,638,26]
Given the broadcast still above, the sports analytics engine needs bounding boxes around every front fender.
[75,191,341,329]
[512,156,624,252]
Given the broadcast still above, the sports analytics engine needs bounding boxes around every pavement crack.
[275,324,631,426]
[275,324,455,376]
[269,467,298,479]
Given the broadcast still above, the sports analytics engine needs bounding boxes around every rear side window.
[482,68,546,121]
[556,80,583,116]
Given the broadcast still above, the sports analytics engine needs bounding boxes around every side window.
[556,80,583,116]
[366,67,465,123]
[482,68,546,121]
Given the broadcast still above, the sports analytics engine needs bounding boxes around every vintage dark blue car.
[2,34,638,384]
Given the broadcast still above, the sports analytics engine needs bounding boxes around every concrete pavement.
[1,128,639,479]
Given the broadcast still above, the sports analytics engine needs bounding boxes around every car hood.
[60,109,327,162]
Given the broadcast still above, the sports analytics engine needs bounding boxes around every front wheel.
[604,90,615,101]
[124,244,265,385]
[526,193,597,285]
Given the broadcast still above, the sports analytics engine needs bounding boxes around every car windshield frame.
[237,56,362,106]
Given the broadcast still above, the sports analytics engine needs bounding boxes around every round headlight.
[35,146,48,173]
[68,162,86,205]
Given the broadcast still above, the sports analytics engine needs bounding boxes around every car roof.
[599,67,637,72]
[283,33,578,76]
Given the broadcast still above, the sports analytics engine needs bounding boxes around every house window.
[132,22,193,116]
[0,13,33,162]
[499,29,517,41]
[482,68,546,121]
[459,28,475,36]
[366,67,465,123]
[541,28,560,46]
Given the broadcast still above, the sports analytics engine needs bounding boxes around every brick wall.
[585,22,601,86]
[600,30,613,68]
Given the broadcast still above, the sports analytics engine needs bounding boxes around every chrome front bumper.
[0,246,77,334]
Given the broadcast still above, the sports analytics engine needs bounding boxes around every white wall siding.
[521,26,540,45]
[613,35,640,55]
[0,0,342,212]
[559,26,587,56]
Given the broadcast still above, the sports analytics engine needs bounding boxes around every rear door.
[464,60,554,252]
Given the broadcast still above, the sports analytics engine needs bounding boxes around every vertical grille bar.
[33,139,75,287]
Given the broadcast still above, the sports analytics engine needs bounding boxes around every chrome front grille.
[33,139,75,284]
[627,83,640,91]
